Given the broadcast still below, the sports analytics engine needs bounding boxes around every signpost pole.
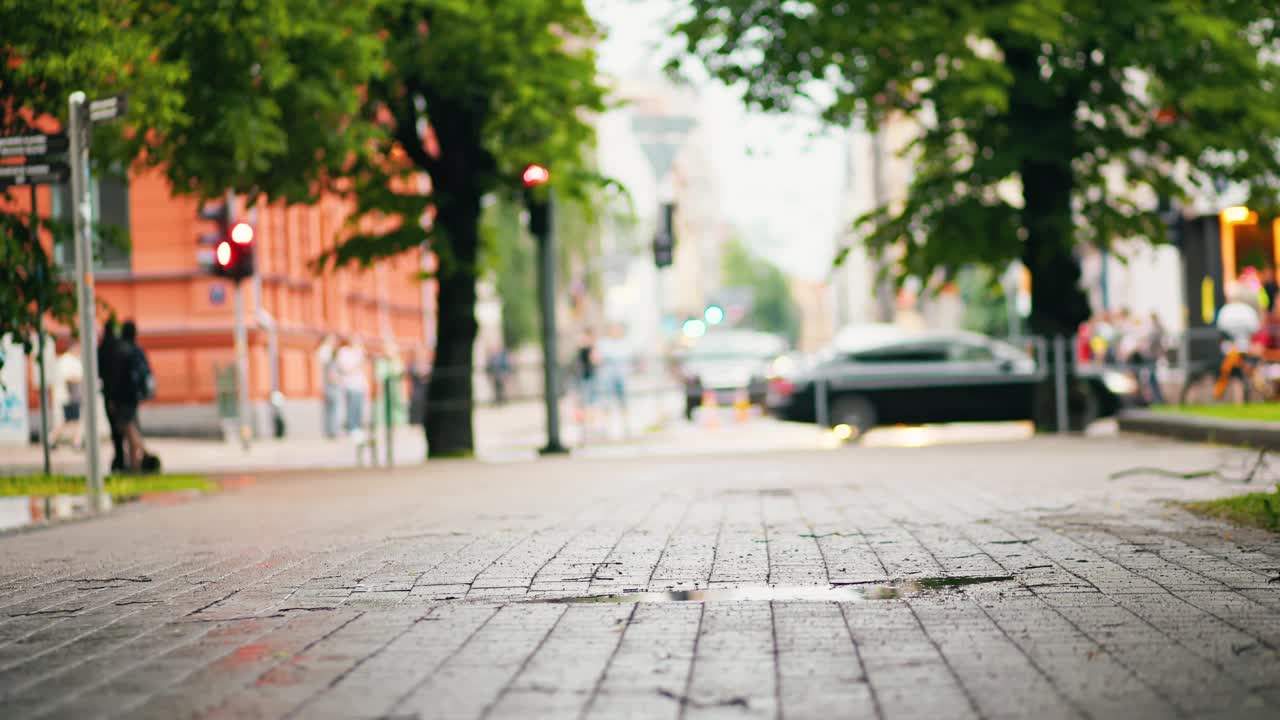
[33,187,51,476]
[69,91,105,511]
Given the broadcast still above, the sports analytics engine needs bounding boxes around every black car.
[767,325,1141,437]
[679,330,788,419]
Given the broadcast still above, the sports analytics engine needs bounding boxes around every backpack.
[129,347,156,403]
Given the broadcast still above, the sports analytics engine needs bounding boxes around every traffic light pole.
[533,190,566,455]
[227,189,251,452]
[68,91,105,511]
[233,280,251,451]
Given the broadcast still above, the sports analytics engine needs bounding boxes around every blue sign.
[209,284,227,306]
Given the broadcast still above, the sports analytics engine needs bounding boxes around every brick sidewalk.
[1,436,1279,718]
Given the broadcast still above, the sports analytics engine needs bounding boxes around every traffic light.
[197,199,255,282]
[196,199,232,272]
[213,222,255,282]
[654,202,675,268]
[522,164,551,237]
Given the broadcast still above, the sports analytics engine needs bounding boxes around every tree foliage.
[673,1,1280,335]
[1,0,381,350]
[326,0,608,457]
[720,238,800,344]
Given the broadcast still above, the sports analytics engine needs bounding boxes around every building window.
[50,170,131,271]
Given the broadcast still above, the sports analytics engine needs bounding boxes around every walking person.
[51,342,84,449]
[485,345,512,406]
[407,348,431,427]
[1143,312,1167,405]
[574,329,598,441]
[97,320,128,472]
[336,339,369,440]
[110,321,156,472]
[315,334,341,438]
[595,323,633,439]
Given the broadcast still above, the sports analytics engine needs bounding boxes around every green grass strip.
[0,474,216,500]
[1154,404,1280,423]
[1183,485,1280,533]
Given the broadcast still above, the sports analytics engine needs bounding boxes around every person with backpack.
[110,321,156,472]
[98,320,129,472]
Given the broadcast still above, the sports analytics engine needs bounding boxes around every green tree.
[720,238,800,344]
[324,0,607,458]
[480,196,539,351]
[956,266,1010,338]
[673,2,1280,339]
[1,0,381,349]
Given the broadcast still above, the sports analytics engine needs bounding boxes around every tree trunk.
[1007,42,1094,431]
[423,193,480,458]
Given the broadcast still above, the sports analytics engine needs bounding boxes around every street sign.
[0,161,69,188]
[632,115,697,183]
[209,284,227,306]
[88,94,127,123]
[0,133,68,158]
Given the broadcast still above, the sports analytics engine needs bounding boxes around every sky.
[586,0,848,282]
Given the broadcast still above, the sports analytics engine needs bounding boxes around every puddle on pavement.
[534,576,1014,604]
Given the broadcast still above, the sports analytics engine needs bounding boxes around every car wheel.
[830,394,877,439]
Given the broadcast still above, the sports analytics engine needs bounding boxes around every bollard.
[815,376,830,429]
[1053,335,1069,434]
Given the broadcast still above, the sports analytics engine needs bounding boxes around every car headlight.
[1102,371,1138,396]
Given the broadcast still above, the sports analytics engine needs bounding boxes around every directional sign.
[0,161,69,188]
[0,134,68,159]
[88,95,127,123]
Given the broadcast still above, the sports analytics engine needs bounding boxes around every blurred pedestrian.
[1143,312,1166,405]
[574,329,598,436]
[51,342,84,449]
[316,334,341,438]
[98,320,127,472]
[336,339,368,439]
[1218,286,1261,352]
[595,323,632,438]
[486,344,512,405]
[110,321,155,472]
[407,348,431,426]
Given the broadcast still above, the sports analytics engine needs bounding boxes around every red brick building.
[13,163,436,438]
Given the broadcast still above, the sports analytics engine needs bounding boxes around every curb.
[1117,410,1280,450]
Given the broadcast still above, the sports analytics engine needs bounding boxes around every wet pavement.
[1,434,1279,718]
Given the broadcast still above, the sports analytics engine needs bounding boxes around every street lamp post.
[523,164,567,455]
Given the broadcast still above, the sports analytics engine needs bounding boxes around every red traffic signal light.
[211,225,255,282]
[522,164,550,187]
[231,221,254,244]
[197,197,256,282]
